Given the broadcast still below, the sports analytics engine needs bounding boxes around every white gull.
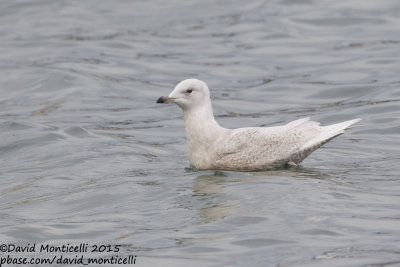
[157,78,361,171]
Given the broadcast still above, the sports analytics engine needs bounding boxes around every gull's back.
[212,118,360,171]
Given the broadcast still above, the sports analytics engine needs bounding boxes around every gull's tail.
[300,118,361,151]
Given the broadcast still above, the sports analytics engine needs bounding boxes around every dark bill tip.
[156,96,165,103]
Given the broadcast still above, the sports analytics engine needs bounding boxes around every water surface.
[0,0,399,266]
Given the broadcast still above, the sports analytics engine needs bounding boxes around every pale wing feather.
[214,120,322,169]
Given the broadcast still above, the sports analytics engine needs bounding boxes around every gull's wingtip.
[344,118,362,129]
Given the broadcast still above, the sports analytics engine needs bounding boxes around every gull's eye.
[186,89,193,93]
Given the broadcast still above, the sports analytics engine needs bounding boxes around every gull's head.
[157,79,211,110]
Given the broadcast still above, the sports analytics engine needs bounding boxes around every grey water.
[0,0,399,266]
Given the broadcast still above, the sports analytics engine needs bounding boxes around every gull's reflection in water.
[192,171,238,223]
[190,167,334,223]
[191,171,264,223]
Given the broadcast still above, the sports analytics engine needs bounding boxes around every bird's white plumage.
[159,78,361,171]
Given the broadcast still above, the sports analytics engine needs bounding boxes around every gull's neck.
[183,102,225,142]
[182,102,227,167]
